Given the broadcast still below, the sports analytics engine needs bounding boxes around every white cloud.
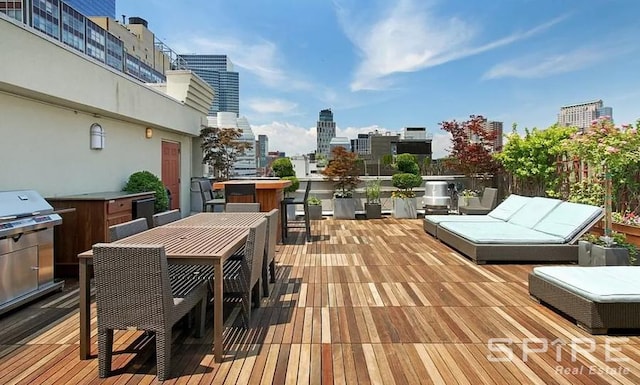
[483,46,612,80]
[175,36,312,91]
[247,98,298,114]
[431,132,452,159]
[251,122,317,156]
[338,0,565,91]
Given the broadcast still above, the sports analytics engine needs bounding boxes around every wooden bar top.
[213,179,291,190]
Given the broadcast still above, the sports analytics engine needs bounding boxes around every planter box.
[365,203,382,219]
[578,240,630,266]
[334,198,356,220]
[393,198,417,219]
[308,205,322,220]
[591,222,640,248]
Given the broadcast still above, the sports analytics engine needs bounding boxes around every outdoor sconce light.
[145,127,153,139]
[90,123,105,150]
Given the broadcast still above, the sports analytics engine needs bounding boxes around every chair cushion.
[487,194,531,221]
[439,221,566,244]
[532,266,640,303]
[533,202,603,242]
[506,197,562,229]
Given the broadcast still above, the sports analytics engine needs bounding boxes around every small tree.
[440,115,500,189]
[271,157,295,177]
[200,126,252,180]
[322,146,361,198]
[495,124,576,197]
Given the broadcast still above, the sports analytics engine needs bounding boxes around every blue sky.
[118,0,640,158]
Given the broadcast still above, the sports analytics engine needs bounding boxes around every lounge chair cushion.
[532,202,603,242]
[506,197,562,229]
[439,221,566,244]
[532,266,640,303]
[424,215,503,225]
[487,194,531,221]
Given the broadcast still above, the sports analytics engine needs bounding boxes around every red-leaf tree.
[440,115,500,188]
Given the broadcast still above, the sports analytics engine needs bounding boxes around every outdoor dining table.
[77,212,266,363]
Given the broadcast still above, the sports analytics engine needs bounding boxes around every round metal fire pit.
[422,181,451,207]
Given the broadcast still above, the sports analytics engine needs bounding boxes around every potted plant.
[322,146,361,219]
[457,189,479,210]
[578,232,638,266]
[365,179,382,219]
[391,154,423,219]
[307,196,323,220]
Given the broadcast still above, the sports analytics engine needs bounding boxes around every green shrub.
[365,179,381,204]
[271,158,295,177]
[396,153,419,175]
[307,196,322,205]
[282,176,299,197]
[123,171,169,212]
[391,173,423,198]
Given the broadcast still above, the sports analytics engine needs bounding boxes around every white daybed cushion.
[424,215,503,225]
[487,194,531,221]
[507,197,562,229]
[533,201,603,242]
[439,221,566,244]
[532,266,640,303]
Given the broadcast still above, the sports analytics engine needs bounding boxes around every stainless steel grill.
[422,181,451,215]
[0,190,64,315]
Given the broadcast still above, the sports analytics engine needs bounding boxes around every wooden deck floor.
[1,218,639,384]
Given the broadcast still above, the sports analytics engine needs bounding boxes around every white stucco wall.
[0,17,212,210]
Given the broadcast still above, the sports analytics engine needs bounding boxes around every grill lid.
[0,190,55,220]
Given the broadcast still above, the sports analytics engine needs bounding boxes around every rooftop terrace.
[0,218,638,384]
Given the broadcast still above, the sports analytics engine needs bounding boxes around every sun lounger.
[436,199,603,264]
[529,266,640,334]
[423,194,531,237]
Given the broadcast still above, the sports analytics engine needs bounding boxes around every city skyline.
[116,0,640,158]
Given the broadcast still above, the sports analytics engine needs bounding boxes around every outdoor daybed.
[529,266,640,334]
[423,194,531,237]
[435,198,603,264]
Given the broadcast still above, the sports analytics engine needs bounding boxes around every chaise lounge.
[529,266,640,334]
[431,197,603,264]
[423,194,531,237]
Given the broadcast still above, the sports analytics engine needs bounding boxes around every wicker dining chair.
[152,209,181,227]
[220,218,267,325]
[92,243,208,381]
[225,203,261,212]
[108,217,148,241]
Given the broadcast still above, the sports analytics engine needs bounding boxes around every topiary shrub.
[282,176,299,197]
[123,171,169,212]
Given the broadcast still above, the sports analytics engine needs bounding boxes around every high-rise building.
[257,135,268,168]
[316,108,336,158]
[206,113,256,177]
[179,54,240,116]
[558,100,613,131]
[65,0,115,18]
[485,121,503,152]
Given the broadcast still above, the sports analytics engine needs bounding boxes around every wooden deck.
[1,218,639,384]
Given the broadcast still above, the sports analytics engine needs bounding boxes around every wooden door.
[161,141,180,210]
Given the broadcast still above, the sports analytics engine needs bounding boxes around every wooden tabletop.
[78,226,248,260]
[165,212,266,228]
[213,179,291,190]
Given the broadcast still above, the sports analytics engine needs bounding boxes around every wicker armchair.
[108,218,148,241]
[92,243,208,381]
[152,209,181,227]
[225,203,261,212]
